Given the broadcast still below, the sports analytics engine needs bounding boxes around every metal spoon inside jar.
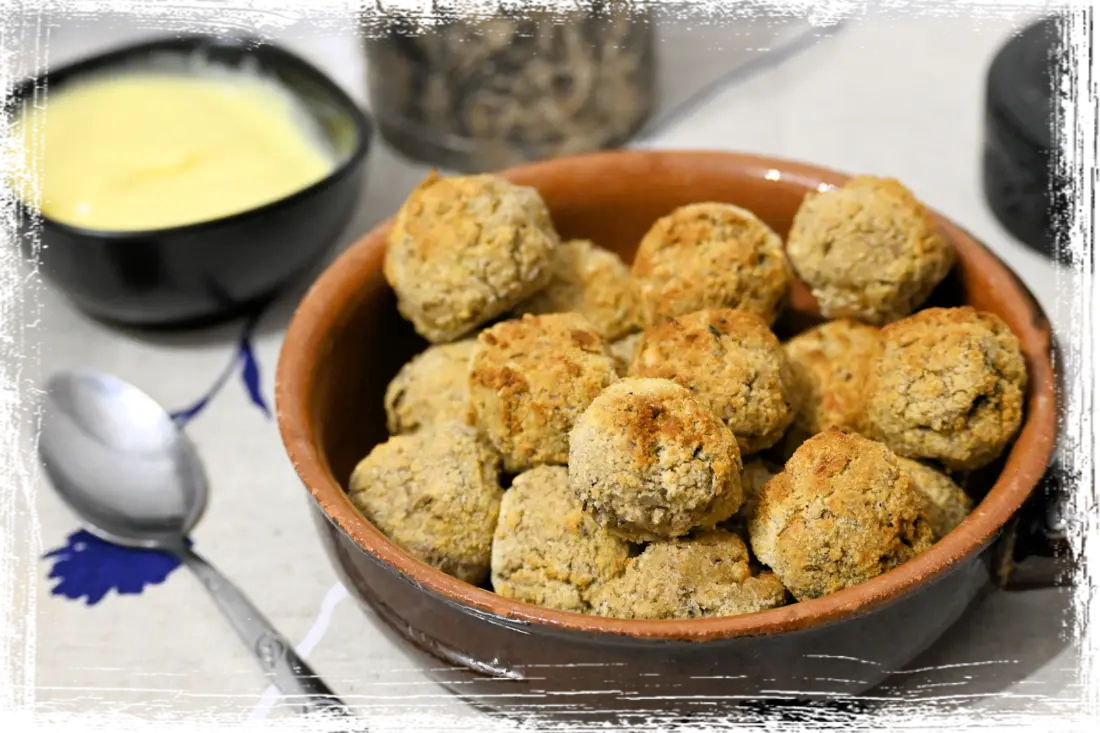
[38,369,354,720]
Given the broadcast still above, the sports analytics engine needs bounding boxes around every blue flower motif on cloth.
[237,323,271,418]
[44,308,271,604]
[172,308,271,424]
[44,530,192,606]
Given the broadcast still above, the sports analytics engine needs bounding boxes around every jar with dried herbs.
[361,3,656,172]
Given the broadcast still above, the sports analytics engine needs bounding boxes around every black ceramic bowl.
[6,34,371,328]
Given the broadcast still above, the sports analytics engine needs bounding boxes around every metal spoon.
[38,369,353,719]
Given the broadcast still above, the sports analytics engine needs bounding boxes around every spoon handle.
[176,546,356,720]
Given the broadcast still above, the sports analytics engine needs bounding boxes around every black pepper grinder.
[982,16,1068,264]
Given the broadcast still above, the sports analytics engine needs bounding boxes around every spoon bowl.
[40,370,206,550]
[38,369,353,719]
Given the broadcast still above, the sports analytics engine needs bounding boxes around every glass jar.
[362,2,656,172]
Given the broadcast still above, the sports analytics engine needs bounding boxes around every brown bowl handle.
[996,461,1076,591]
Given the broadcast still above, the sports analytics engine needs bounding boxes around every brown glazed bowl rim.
[275,149,1057,642]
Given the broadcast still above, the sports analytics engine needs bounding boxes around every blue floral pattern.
[45,531,192,606]
[43,310,270,606]
[171,309,270,424]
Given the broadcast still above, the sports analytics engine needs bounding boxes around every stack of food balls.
[349,170,1028,619]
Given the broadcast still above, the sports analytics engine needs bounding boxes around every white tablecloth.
[14,6,1081,731]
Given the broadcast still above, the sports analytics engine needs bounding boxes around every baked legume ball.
[384,172,559,343]
[786,176,956,325]
[630,203,791,327]
[469,312,617,473]
[590,528,789,620]
[866,306,1027,470]
[383,339,477,435]
[349,421,502,585]
[490,465,632,613]
[569,377,743,542]
[897,457,973,540]
[748,429,935,601]
[514,238,639,341]
[784,319,882,435]
[629,308,797,456]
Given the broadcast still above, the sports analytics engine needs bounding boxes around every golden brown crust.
[783,319,882,435]
[490,465,632,613]
[383,172,559,343]
[348,422,502,584]
[514,239,639,340]
[469,313,617,473]
[785,176,956,325]
[628,308,797,455]
[747,429,935,601]
[866,306,1027,470]
[383,339,477,435]
[568,378,743,542]
[590,529,790,619]
[630,203,791,327]
[896,457,973,540]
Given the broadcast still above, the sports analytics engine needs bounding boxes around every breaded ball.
[383,339,477,435]
[784,319,882,435]
[470,313,617,472]
[514,239,638,340]
[490,465,632,613]
[629,308,797,455]
[569,378,743,542]
[866,307,1027,470]
[630,203,791,326]
[608,331,642,376]
[748,430,935,601]
[590,529,789,620]
[349,421,502,584]
[383,173,559,343]
[897,457,973,540]
[786,176,956,325]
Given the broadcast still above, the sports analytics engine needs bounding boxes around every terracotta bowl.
[276,150,1057,714]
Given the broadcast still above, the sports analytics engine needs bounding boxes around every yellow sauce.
[12,70,336,231]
